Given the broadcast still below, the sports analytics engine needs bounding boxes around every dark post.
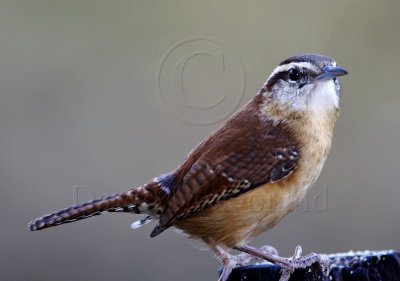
[223,250,400,281]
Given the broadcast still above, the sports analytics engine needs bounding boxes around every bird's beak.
[316,66,348,81]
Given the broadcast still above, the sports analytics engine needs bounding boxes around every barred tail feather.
[28,182,164,231]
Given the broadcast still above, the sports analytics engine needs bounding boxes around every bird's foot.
[217,245,279,281]
[218,253,252,281]
[218,244,278,280]
[278,245,330,281]
[210,245,253,281]
[235,244,330,281]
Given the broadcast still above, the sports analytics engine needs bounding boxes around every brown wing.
[150,113,299,237]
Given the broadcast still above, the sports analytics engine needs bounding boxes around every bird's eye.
[288,68,301,82]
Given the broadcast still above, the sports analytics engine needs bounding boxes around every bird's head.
[260,54,348,119]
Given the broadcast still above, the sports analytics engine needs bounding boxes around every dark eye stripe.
[265,70,288,92]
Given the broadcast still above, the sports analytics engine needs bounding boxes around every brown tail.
[28,182,164,231]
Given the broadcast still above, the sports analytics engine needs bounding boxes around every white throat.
[307,80,339,113]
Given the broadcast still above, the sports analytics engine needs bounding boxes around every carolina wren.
[29,54,348,281]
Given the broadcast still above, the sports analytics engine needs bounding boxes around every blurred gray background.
[1,1,399,280]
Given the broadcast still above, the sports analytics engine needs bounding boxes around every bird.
[28,54,348,281]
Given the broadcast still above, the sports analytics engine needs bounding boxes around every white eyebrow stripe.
[267,62,319,80]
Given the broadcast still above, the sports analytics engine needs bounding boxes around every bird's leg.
[234,244,330,281]
[249,244,279,263]
[208,245,252,281]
